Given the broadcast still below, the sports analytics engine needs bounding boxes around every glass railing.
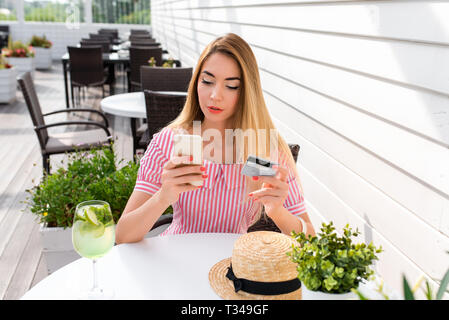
[0,0,151,25]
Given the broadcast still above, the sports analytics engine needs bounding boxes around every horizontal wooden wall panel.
[152,0,449,298]
[260,70,449,198]
[156,16,449,96]
[270,112,449,278]
[264,91,449,237]
[153,0,449,44]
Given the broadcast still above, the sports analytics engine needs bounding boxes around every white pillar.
[84,0,93,25]
[16,0,24,24]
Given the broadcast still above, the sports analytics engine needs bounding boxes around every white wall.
[151,0,449,299]
[2,22,151,59]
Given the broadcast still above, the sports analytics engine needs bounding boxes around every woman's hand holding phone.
[158,155,207,205]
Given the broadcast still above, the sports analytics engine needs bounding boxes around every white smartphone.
[172,134,203,186]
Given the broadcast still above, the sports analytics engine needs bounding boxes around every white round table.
[21,233,240,300]
[101,91,146,119]
[100,91,187,154]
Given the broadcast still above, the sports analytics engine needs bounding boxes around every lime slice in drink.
[85,208,100,225]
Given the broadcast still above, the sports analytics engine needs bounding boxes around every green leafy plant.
[29,35,53,48]
[25,146,171,229]
[288,222,383,294]
[148,56,156,67]
[353,253,449,300]
[162,57,175,68]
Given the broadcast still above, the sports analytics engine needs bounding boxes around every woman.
[115,33,315,244]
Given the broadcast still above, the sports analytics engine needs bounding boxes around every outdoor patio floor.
[0,62,134,300]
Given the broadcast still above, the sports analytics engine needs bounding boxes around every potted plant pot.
[34,47,52,70]
[288,222,383,300]
[7,57,35,79]
[0,66,17,104]
[302,285,358,300]
[39,223,79,274]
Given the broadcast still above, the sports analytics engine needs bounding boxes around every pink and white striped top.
[134,127,307,236]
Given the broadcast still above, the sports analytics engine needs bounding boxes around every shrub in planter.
[2,38,35,77]
[29,35,53,69]
[25,146,172,229]
[29,35,53,49]
[2,39,35,58]
[288,221,383,295]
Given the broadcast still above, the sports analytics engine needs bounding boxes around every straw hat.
[209,231,301,300]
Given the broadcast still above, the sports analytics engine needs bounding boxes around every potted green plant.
[0,54,16,104]
[288,221,383,300]
[353,253,449,300]
[29,35,53,70]
[2,38,35,78]
[25,146,173,274]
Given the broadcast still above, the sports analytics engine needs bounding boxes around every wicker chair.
[130,41,161,47]
[89,33,112,42]
[129,35,154,42]
[137,67,192,149]
[141,90,186,148]
[147,144,301,234]
[17,72,113,174]
[130,29,151,35]
[68,46,112,105]
[99,29,118,40]
[80,40,111,53]
[128,46,163,92]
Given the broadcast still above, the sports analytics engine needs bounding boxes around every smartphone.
[242,155,277,177]
[172,134,203,186]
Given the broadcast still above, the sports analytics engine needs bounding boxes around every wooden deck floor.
[0,62,134,300]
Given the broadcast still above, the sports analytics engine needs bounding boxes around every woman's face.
[197,52,241,129]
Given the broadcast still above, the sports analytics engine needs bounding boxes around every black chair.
[68,46,112,105]
[129,35,154,42]
[149,144,301,234]
[130,29,151,35]
[128,46,163,92]
[17,72,113,174]
[99,29,118,40]
[131,41,160,47]
[141,90,186,148]
[140,66,192,92]
[80,40,111,53]
[89,33,112,42]
[137,67,192,149]
[0,25,9,49]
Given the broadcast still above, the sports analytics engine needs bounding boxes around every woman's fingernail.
[248,193,253,197]
[202,174,208,179]
[189,155,193,161]
[252,176,259,181]
[200,166,206,171]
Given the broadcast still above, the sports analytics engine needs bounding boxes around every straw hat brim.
[209,257,302,300]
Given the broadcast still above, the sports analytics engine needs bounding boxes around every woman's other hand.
[248,165,289,216]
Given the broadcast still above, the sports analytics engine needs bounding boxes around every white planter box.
[39,224,80,275]
[0,67,17,104]
[302,285,358,300]
[33,47,52,70]
[6,57,35,79]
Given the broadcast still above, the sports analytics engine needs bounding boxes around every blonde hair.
[167,33,303,222]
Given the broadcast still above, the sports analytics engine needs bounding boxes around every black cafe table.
[61,52,130,109]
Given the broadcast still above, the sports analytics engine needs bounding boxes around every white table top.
[101,92,146,118]
[100,91,187,119]
[22,233,241,300]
